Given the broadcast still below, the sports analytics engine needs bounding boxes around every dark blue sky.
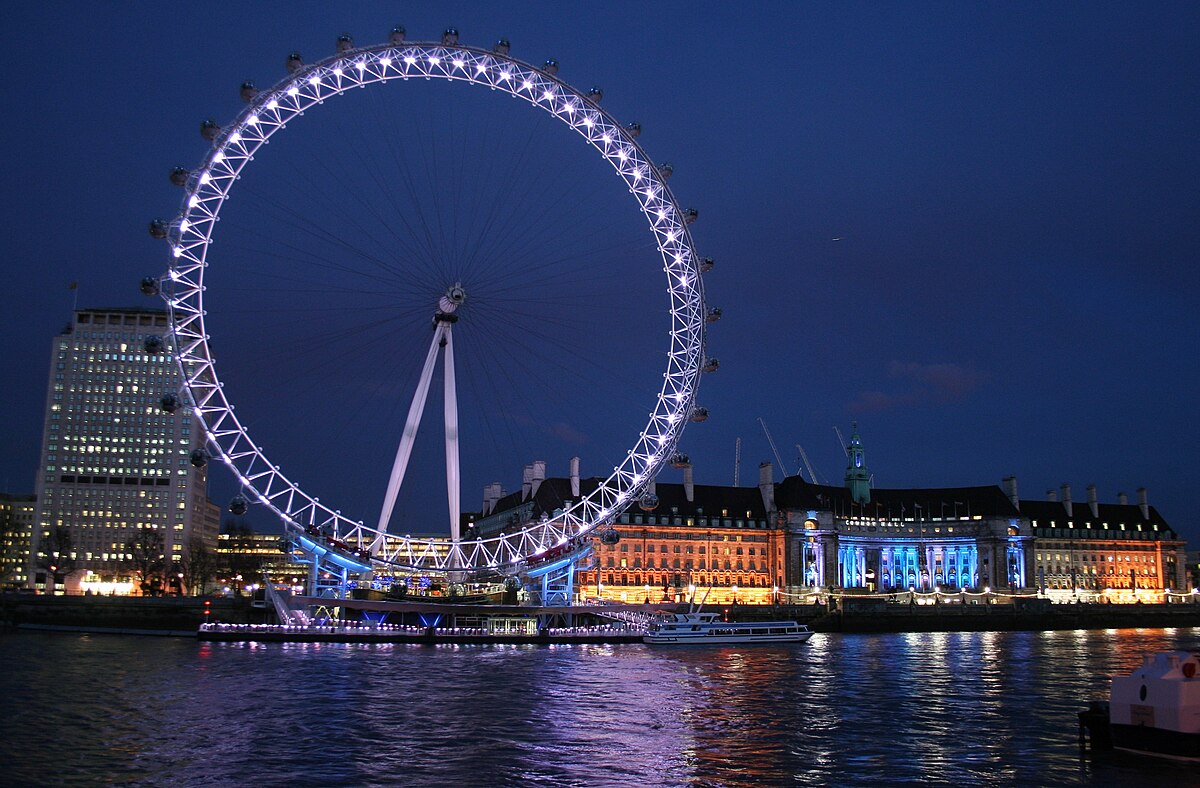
[2,3,1197,544]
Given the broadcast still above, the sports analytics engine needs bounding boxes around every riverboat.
[643,611,813,645]
[1079,650,1200,761]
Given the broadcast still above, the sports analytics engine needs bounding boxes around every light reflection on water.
[1,628,1197,786]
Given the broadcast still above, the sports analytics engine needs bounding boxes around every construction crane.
[758,418,797,480]
[733,437,742,486]
[833,425,849,458]
[796,443,824,485]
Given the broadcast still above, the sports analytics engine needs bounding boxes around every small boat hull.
[1110,723,1200,762]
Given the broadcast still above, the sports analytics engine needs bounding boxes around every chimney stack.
[1002,476,1019,509]
[1118,491,1128,506]
[482,481,503,515]
[1087,484,1099,519]
[1061,483,1072,517]
[1046,489,1057,502]
[522,464,533,498]
[683,463,694,503]
[759,462,775,513]
[531,460,546,497]
[1137,487,1149,519]
[570,456,580,498]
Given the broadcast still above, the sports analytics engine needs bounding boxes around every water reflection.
[1,628,1198,786]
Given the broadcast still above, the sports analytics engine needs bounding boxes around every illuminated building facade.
[0,493,36,589]
[475,431,1188,605]
[1021,484,1186,601]
[775,430,1185,601]
[477,459,785,605]
[215,532,308,591]
[777,476,1032,595]
[31,308,220,593]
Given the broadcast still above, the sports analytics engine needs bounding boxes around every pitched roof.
[486,476,769,520]
[1018,498,1174,536]
[776,475,1020,518]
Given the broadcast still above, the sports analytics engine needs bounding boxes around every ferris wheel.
[147,28,715,580]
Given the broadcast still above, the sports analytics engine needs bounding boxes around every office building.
[0,493,36,589]
[31,307,219,593]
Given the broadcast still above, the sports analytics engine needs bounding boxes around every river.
[1,627,1197,786]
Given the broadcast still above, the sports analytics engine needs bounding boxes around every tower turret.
[843,423,871,506]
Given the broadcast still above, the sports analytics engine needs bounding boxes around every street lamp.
[731,584,739,605]
[644,583,650,603]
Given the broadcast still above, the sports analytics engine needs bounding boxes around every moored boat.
[644,611,813,645]
[1081,650,1200,761]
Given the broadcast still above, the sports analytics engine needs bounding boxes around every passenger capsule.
[285,52,304,74]
[336,34,354,53]
[389,26,406,45]
[599,528,620,546]
[148,219,169,239]
[705,307,723,323]
[684,207,699,225]
[140,276,160,297]
[585,86,603,104]
[239,81,258,103]
[493,38,510,55]
[691,407,710,423]
[542,59,559,76]
[200,119,221,141]
[229,495,249,516]
[189,448,208,468]
[639,493,660,512]
[699,256,714,273]
[625,121,642,138]
[169,167,189,187]
[442,28,459,45]
[702,357,720,373]
[659,162,674,181]
[144,335,165,354]
[669,453,691,469]
[159,392,180,413]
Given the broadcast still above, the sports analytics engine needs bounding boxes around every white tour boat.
[643,611,813,645]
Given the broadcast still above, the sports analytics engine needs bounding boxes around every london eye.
[148,28,714,591]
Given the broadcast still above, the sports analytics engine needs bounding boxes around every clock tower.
[843,424,871,505]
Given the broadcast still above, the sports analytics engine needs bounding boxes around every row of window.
[604,557,770,571]
[618,516,770,529]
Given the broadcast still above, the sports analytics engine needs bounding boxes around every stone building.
[1020,483,1186,601]
[475,428,1187,604]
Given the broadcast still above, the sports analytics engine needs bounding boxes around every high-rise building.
[31,307,220,594]
[0,493,36,589]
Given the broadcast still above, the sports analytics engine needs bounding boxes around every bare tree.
[126,529,166,596]
[180,536,218,595]
[36,526,76,591]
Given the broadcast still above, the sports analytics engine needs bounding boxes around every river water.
[1,627,1197,786]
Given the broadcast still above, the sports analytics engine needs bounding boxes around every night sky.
[2,3,1197,545]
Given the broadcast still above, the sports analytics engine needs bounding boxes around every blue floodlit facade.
[779,428,1034,594]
